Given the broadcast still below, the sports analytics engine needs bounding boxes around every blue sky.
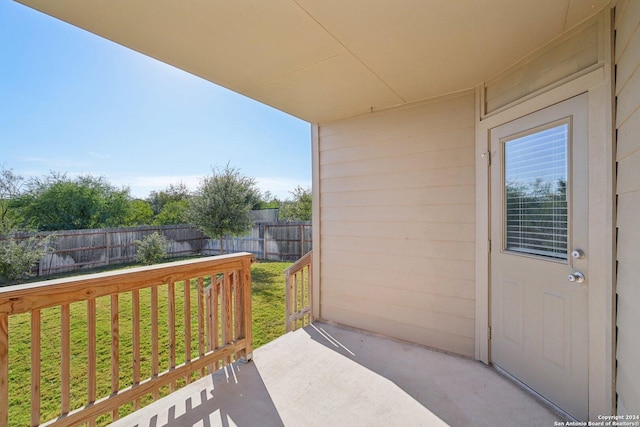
[0,1,311,200]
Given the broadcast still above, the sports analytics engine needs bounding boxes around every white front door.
[490,94,589,420]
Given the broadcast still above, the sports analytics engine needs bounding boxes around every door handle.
[568,271,585,284]
[571,249,585,259]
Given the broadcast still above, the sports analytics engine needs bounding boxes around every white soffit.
[16,0,608,124]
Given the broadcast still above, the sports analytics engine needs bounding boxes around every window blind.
[504,124,568,260]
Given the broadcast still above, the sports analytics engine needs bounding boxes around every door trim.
[475,61,615,417]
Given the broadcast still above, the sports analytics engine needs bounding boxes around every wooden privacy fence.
[4,222,311,278]
[0,253,254,426]
[284,251,313,332]
[206,222,312,262]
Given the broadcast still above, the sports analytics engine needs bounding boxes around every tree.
[16,173,130,231]
[0,165,25,232]
[253,191,281,210]
[147,182,191,215]
[125,199,154,226]
[279,186,312,221]
[0,232,54,284]
[134,232,167,265]
[153,199,189,225]
[188,165,258,254]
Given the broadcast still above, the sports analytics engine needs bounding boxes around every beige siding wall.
[615,0,640,416]
[484,20,599,114]
[317,93,476,356]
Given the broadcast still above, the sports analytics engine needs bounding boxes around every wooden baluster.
[111,294,120,421]
[300,269,304,326]
[234,270,242,358]
[305,265,309,325]
[88,298,97,427]
[61,304,70,416]
[294,272,299,330]
[241,258,253,361]
[223,272,233,365]
[308,259,313,324]
[168,281,176,392]
[31,310,41,427]
[206,281,214,372]
[184,280,192,384]
[0,314,7,427]
[197,277,205,377]
[213,275,220,370]
[285,270,291,332]
[132,289,141,410]
[151,286,159,399]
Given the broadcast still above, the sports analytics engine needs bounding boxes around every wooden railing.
[284,251,313,332]
[0,253,254,427]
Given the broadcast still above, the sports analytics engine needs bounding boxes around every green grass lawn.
[6,261,291,426]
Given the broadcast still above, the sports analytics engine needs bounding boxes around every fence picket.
[2,223,311,279]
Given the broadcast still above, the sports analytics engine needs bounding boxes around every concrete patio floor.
[110,322,567,427]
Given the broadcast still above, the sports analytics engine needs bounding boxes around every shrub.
[0,233,54,284]
[135,232,167,265]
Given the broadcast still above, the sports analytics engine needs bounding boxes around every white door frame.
[474,61,615,417]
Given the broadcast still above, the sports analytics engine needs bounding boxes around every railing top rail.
[0,253,254,315]
[284,250,312,277]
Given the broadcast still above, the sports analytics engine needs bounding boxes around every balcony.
[111,322,563,427]
[0,253,254,426]
[0,253,563,426]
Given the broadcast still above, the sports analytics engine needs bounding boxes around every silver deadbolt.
[571,249,585,259]
[568,271,585,284]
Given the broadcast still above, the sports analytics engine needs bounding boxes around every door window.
[503,121,569,260]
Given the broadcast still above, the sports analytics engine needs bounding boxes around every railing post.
[285,270,292,332]
[0,314,8,427]
[284,251,312,332]
[240,257,253,362]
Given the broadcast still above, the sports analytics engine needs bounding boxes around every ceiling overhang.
[16,0,609,123]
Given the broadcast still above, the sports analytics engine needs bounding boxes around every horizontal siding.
[617,149,640,195]
[615,1,640,415]
[321,184,476,207]
[322,219,475,242]
[322,283,475,325]
[318,93,476,356]
[615,19,640,96]
[616,58,640,127]
[616,106,640,161]
[321,146,474,178]
[617,190,640,233]
[486,22,599,113]
[321,235,475,262]
[321,265,474,300]
[323,306,475,356]
[322,249,475,282]
[321,167,474,193]
[321,204,475,224]
[320,128,473,164]
[614,0,640,63]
